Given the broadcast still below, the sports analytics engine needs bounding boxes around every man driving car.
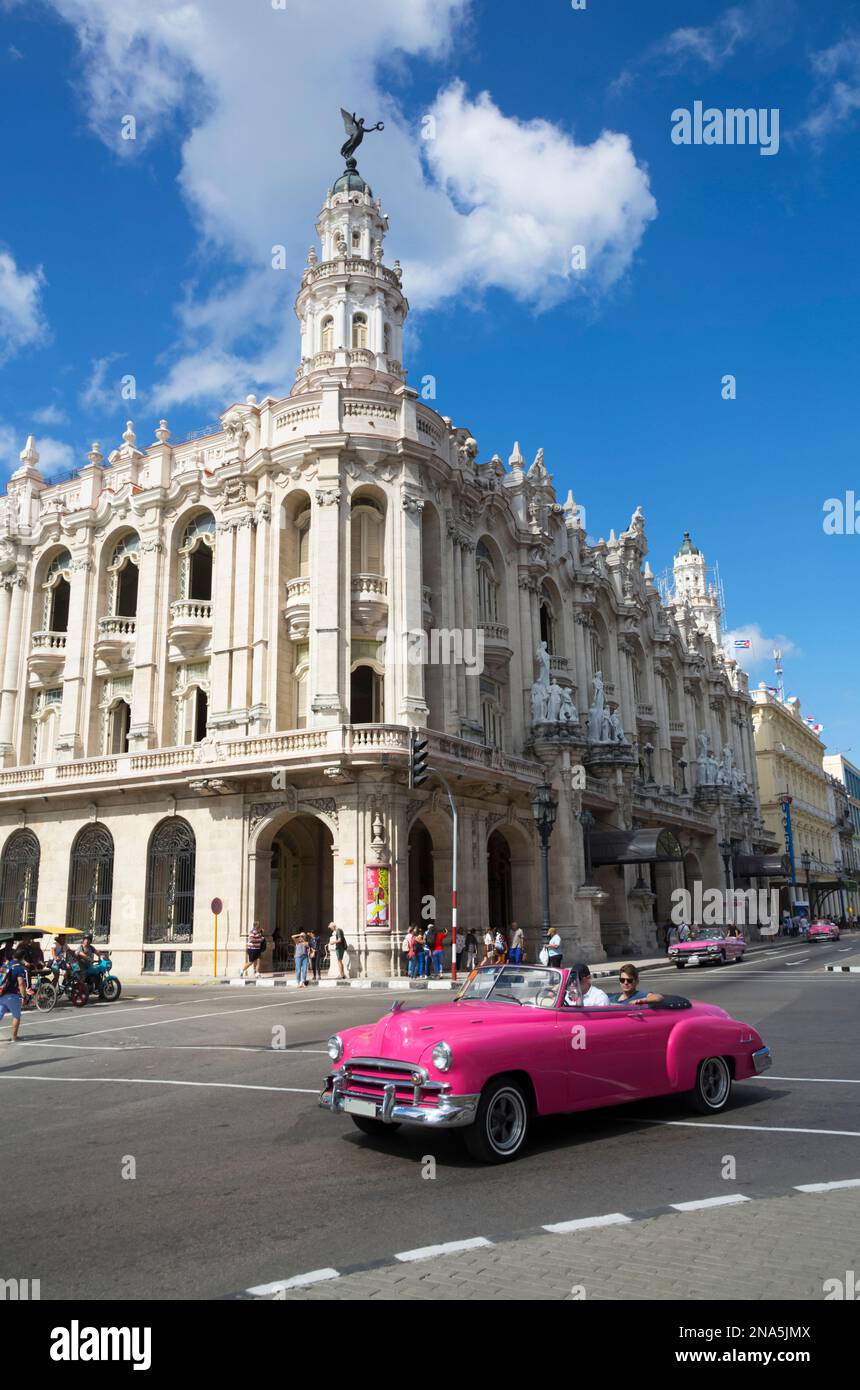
[565,962,610,1006]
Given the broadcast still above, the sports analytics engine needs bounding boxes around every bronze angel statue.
[340,108,384,161]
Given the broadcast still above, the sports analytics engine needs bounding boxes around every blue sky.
[1,0,858,751]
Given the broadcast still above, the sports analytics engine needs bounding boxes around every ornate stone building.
[0,156,775,977]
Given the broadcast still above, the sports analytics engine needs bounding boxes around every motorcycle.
[35,955,121,1010]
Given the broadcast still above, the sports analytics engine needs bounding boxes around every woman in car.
[608,962,663,1005]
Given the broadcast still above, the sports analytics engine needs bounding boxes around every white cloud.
[799,36,860,142]
[723,625,798,669]
[0,423,74,480]
[611,1,785,93]
[80,353,126,411]
[32,403,69,426]
[44,0,656,410]
[0,249,48,363]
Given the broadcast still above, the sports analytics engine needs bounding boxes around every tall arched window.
[539,591,556,654]
[589,629,603,678]
[145,818,196,944]
[179,513,215,602]
[476,542,499,624]
[0,829,40,931]
[351,312,368,350]
[350,498,384,575]
[320,315,334,352]
[350,664,383,722]
[67,825,114,942]
[383,322,392,358]
[108,533,140,618]
[631,657,643,705]
[109,700,131,753]
[43,550,72,633]
[297,508,311,577]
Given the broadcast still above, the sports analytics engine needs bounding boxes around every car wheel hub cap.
[702,1060,729,1105]
[488,1090,526,1152]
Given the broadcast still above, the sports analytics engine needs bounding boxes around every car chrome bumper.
[320,1076,480,1129]
[752,1045,772,1074]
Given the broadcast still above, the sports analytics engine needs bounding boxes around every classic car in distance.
[668,927,746,968]
[319,964,771,1163]
[807,919,840,942]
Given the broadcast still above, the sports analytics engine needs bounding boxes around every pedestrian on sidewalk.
[329,923,348,979]
[541,929,563,968]
[292,932,310,987]
[405,926,419,978]
[308,929,322,982]
[432,925,448,976]
[509,922,524,964]
[241,921,264,977]
[481,927,494,966]
[462,930,479,971]
[0,950,28,1042]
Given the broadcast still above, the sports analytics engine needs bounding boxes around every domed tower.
[672,531,724,646]
[291,157,408,396]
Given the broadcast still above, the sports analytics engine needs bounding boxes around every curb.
[826,964,860,973]
[225,976,458,991]
[223,1176,860,1299]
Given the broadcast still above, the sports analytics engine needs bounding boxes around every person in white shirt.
[567,962,609,1006]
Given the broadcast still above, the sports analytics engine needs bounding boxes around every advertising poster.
[365,865,389,930]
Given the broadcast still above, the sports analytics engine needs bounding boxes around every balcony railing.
[31,630,68,652]
[0,724,543,793]
[170,599,213,623]
[98,616,137,640]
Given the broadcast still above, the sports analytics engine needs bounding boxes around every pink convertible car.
[319,964,771,1163]
[668,927,746,968]
[808,919,840,941]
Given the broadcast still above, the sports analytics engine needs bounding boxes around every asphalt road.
[2,935,859,1300]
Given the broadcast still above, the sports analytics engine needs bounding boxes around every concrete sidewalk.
[242,1184,860,1302]
[119,931,832,989]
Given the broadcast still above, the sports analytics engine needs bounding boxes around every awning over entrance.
[589,826,684,867]
[734,853,791,878]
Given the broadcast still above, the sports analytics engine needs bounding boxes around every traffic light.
[409,733,430,789]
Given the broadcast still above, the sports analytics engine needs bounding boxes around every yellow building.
[751,686,845,917]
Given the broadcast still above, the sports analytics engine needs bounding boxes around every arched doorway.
[408,820,435,929]
[487,830,513,932]
[269,815,334,971]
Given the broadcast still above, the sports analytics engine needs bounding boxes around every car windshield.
[691,928,724,940]
[455,965,562,1007]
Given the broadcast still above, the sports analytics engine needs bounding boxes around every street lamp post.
[531,781,558,933]
[801,849,812,919]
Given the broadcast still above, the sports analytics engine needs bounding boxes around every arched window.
[108,533,140,618]
[179,513,215,602]
[351,228,361,251]
[589,628,603,678]
[144,818,196,944]
[480,676,504,750]
[664,675,680,723]
[67,825,114,942]
[350,664,383,722]
[539,592,556,654]
[383,322,392,358]
[109,700,131,754]
[32,687,62,765]
[351,312,368,350]
[320,315,334,352]
[0,829,40,931]
[350,498,384,575]
[297,508,311,577]
[476,542,499,624]
[43,550,71,633]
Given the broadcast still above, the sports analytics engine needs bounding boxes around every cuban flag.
[734,639,752,649]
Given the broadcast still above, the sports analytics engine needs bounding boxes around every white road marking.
[247,1269,339,1295]
[795,1179,860,1194]
[543,1213,631,1234]
[0,1074,319,1095]
[53,999,324,1039]
[784,959,809,966]
[756,1075,860,1085]
[671,1194,750,1212]
[13,1040,328,1055]
[629,1119,860,1138]
[395,1237,493,1263]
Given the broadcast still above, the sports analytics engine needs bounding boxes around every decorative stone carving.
[299,796,339,827]
[315,488,341,507]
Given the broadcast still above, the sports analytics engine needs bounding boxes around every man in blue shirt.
[0,949,29,1041]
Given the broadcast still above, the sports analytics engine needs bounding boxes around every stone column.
[56,556,93,760]
[250,500,271,731]
[461,540,481,727]
[443,527,460,730]
[397,495,428,723]
[310,478,344,724]
[210,521,237,724]
[0,575,27,765]
[230,516,255,718]
[129,540,165,750]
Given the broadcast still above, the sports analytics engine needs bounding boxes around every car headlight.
[431,1041,453,1072]
[668,947,678,954]
[327,1034,344,1062]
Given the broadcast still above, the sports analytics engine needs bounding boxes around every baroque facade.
[0,157,776,977]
